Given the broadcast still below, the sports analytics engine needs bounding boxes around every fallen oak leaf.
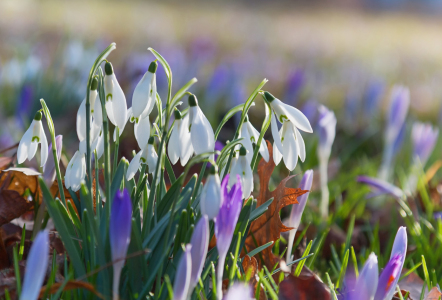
[244,141,308,270]
[0,190,33,227]
[279,266,331,300]
[39,280,104,299]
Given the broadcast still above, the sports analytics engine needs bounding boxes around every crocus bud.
[110,189,132,300]
[223,283,254,300]
[173,245,192,300]
[287,170,313,263]
[351,253,379,300]
[411,122,439,167]
[43,135,62,186]
[188,216,209,292]
[17,111,49,167]
[317,105,337,160]
[188,94,215,155]
[215,174,243,299]
[20,230,49,300]
[374,254,403,300]
[200,166,222,220]
[357,176,404,199]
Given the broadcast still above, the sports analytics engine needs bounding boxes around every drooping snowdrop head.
[188,94,215,155]
[168,109,193,166]
[239,116,255,163]
[77,77,103,144]
[229,146,253,199]
[200,165,222,220]
[104,62,128,131]
[65,150,86,192]
[411,122,439,167]
[317,105,337,160]
[17,111,48,167]
[132,61,157,122]
[263,91,313,133]
[244,116,269,162]
[142,136,158,174]
[43,135,62,186]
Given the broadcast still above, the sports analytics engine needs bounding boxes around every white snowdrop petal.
[111,77,128,131]
[200,174,222,220]
[270,112,283,153]
[247,122,269,162]
[273,140,283,165]
[39,130,48,167]
[17,124,34,164]
[241,157,254,199]
[168,122,181,165]
[190,107,215,155]
[280,101,313,133]
[239,125,254,163]
[132,72,153,119]
[126,151,143,180]
[295,128,306,162]
[146,145,158,174]
[76,99,87,141]
[282,124,299,171]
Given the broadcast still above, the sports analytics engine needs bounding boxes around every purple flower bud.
[173,245,192,300]
[43,135,62,186]
[386,86,410,142]
[206,65,230,101]
[374,254,403,300]
[411,122,439,167]
[189,216,209,291]
[317,105,336,159]
[357,176,404,199]
[16,85,34,127]
[20,230,49,300]
[223,283,254,300]
[110,189,132,300]
[392,122,406,156]
[348,253,378,300]
[363,79,384,117]
[284,69,305,105]
[215,174,243,258]
[301,100,318,126]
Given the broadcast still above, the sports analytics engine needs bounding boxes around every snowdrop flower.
[173,244,192,300]
[229,146,253,199]
[104,62,128,132]
[126,137,158,180]
[188,94,215,155]
[20,230,49,300]
[113,107,132,142]
[110,189,132,300]
[168,109,194,166]
[200,166,222,220]
[65,150,86,192]
[239,116,269,163]
[224,283,254,300]
[379,86,410,181]
[188,216,209,293]
[17,111,48,167]
[264,91,310,171]
[131,61,157,122]
[215,174,243,299]
[77,77,103,142]
[43,135,62,186]
[411,122,439,167]
[133,113,151,149]
[287,170,313,263]
[347,253,379,300]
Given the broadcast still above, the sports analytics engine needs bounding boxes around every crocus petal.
[200,173,222,220]
[126,151,143,180]
[110,189,132,261]
[173,245,192,300]
[352,253,378,300]
[17,123,34,164]
[357,176,405,199]
[189,216,209,291]
[189,106,215,155]
[375,254,403,300]
[224,283,254,300]
[271,112,283,154]
[20,230,49,300]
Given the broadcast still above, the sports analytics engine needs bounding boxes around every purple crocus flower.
[317,105,337,159]
[188,216,209,293]
[173,245,192,300]
[43,135,62,186]
[374,254,403,300]
[363,79,384,118]
[357,176,405,199]
[206,65,230,101]
[223,283,254,300]
[392,122,406,157]
[20,230,49,300]
[16,85,34,128]
[411,122,439,167]
[207,141,224,169]
[347,253,379,300]
[284,69,305,105]
[215,174,243,299]
[287,170,313,263]
[110,189,132,300]
[301,100,318,126]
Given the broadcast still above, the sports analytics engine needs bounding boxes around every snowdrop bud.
[132,61,158,122]
[43,135,62,186]
[287,170,313,263]
[91,76,98,91]
[20,230,49,300]
[350,253,378,300]
[17,111,48,167]
[110,189,132,300]
[201,166,222,220]
[411,122,439,167]
[317,105,337,160]
[173,245,192,300]
[104,62,128,131]
[188,94,215,155]
[229,146,253,199]
[188,216,209,292]
[224,283,254,300]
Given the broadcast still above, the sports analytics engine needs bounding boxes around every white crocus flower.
[168,109,194,166]
[17,112,48,167]
[200,166,222,220]
[104,62,127,132]
[239,116,269,163]
[229,146,253,199]
[188,94,215,156]
[65,150,86,192]
[131,61,157,123]
[126,137,158,180]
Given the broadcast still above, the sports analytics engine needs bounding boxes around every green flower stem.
[250,98,272,170]
[113,127,120,177]
[94,149,100,220]
[40,99,65,205]
[85,43,116,198]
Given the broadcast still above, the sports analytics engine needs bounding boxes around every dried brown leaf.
[279,267,331,300]
[39,280,104,299]
[0,190,33,227]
